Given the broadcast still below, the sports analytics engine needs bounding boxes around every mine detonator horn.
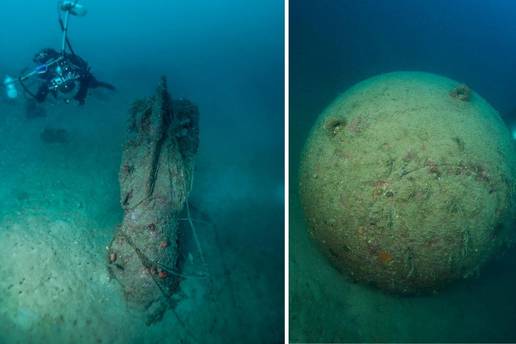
[58,0,87,55]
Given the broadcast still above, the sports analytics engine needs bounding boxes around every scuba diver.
[31,47,115,105]
[3,0,114,105]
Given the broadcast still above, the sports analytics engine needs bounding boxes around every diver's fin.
[91,79,116,91]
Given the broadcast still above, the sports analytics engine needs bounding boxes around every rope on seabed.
[146,260,200,344]
[186,200,207,267]
[157,160,203,344]
[185,163,207,268]
[155,260,208,279]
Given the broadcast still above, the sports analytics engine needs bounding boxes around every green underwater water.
[0,82,283,344]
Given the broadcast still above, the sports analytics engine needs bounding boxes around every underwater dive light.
[3,76,18,99]
[59,1,87,16]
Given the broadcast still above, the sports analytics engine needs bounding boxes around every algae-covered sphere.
[299,72,516,294]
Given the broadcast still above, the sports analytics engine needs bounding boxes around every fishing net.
[107,76,199,324]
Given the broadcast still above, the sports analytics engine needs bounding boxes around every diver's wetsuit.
[33,48,115,105]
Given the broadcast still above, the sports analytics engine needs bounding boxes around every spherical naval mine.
[299,71,516,294]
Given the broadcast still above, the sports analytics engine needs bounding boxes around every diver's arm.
[88,75,116,91]
[91,80,116,91]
